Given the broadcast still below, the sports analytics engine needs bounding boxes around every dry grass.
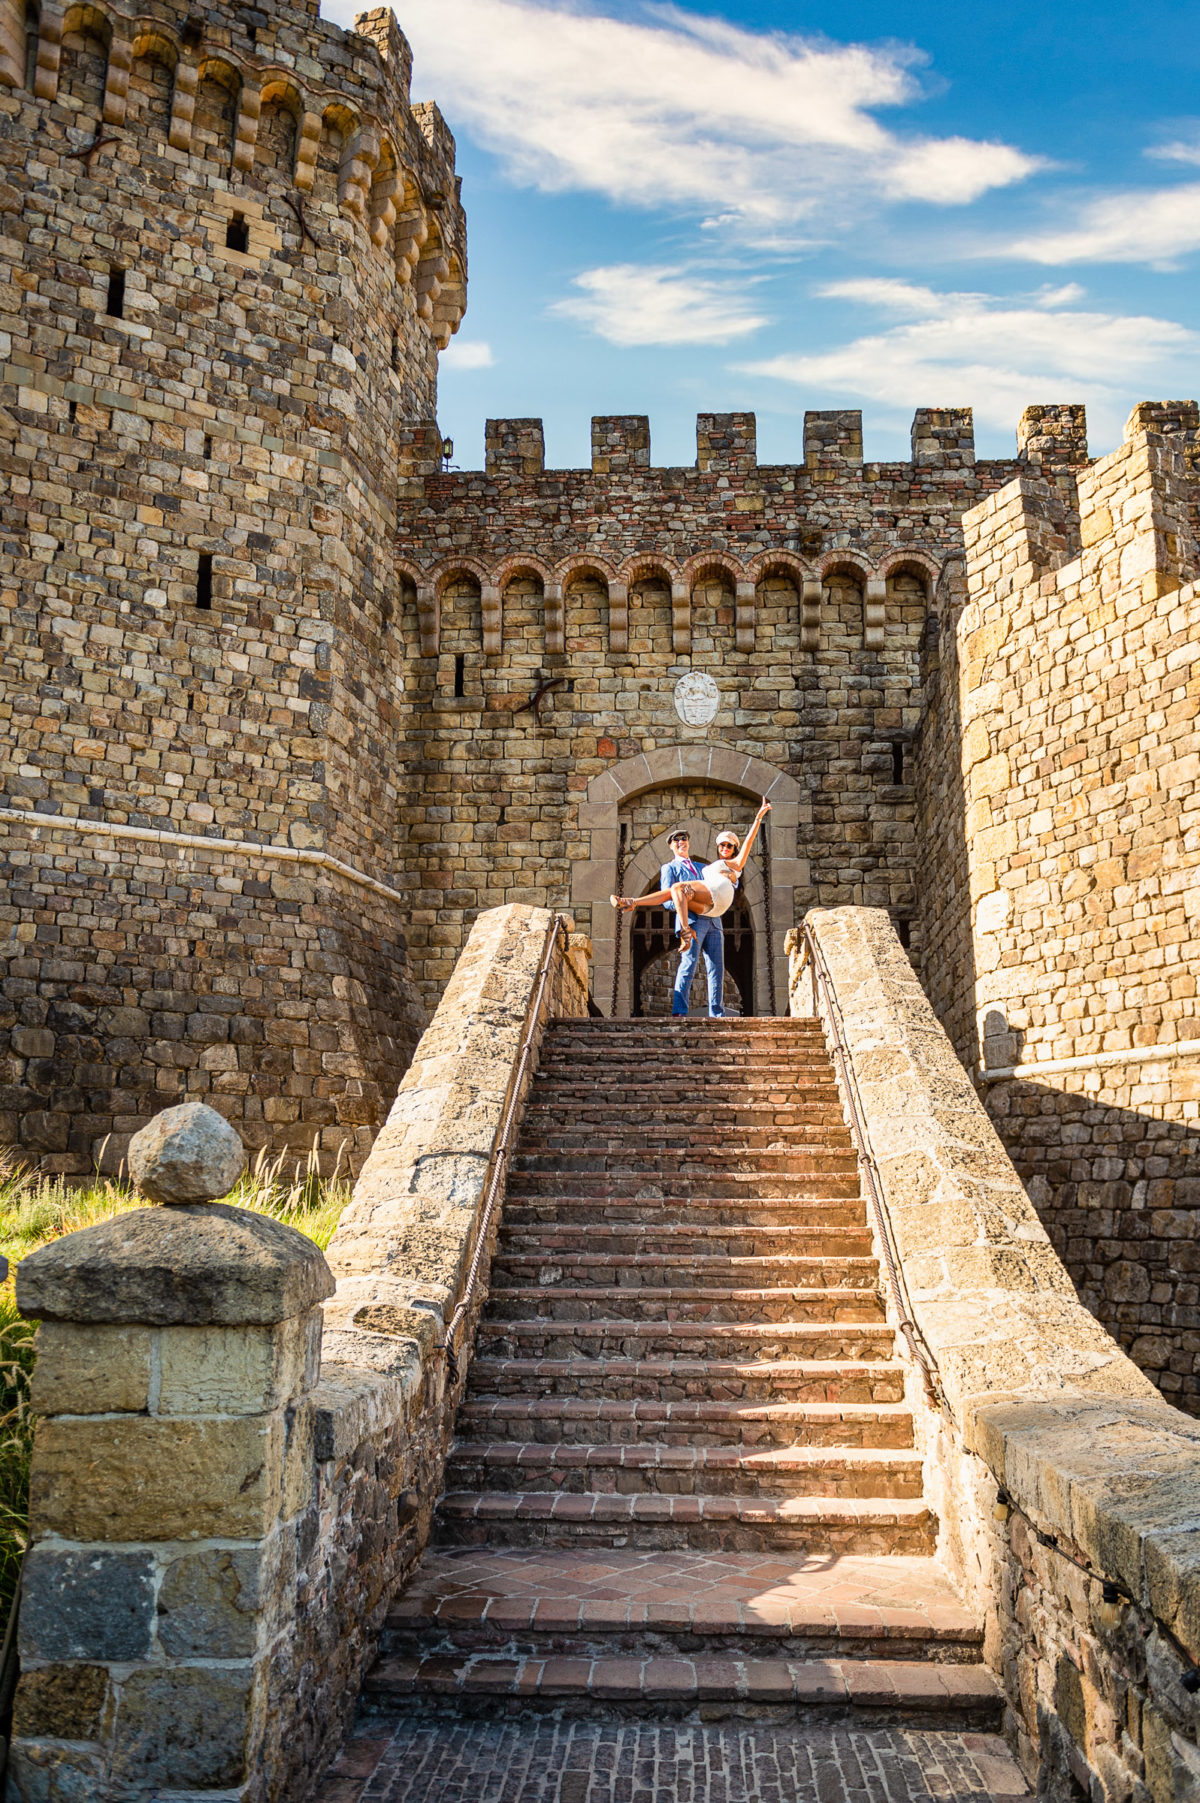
[0,1142,350,1622]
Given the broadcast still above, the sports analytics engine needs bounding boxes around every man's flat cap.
[666,825,692,841]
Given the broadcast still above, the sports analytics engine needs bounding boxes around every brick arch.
[413,557,486,659]
[492,555,553,656]
[746,549,812,585]
[554,553,616,590]
[493,555,548,592]
[620,554,680,587]
[681,551,743,587]
[876,550,940,600]
[573,746,808,1017]
[817,550,869,583]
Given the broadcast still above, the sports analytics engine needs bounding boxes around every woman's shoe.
[610,894,631,911]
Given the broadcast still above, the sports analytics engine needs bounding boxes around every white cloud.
[1006,182,1200,266]
[551,264,769,346]
[440,339,495,369]
[737,282,1197,437]
[1147,127,1200,167]
[346,0,1041,227]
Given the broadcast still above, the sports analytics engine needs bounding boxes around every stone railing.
[789,907,1200,1801]
[10,903,589,1802]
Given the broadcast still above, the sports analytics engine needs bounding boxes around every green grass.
[0,1145,350,1624]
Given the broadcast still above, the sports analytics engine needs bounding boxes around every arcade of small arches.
[400,549,944,660]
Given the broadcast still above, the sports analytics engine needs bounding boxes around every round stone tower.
[0,0,466,1173]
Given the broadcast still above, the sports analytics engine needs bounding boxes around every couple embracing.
[611,799,771,1017]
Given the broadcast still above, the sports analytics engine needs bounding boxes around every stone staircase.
[365,1018,1000,1729]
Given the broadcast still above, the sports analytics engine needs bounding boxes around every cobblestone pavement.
[315,1717,1030,1802]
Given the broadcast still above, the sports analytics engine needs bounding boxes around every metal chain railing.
[609,822,628,1019]
[794,921,945,1409]
[761,815,777,1016]
[441,911,571,1384]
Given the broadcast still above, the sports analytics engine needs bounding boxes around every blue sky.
[326,0,1200,470]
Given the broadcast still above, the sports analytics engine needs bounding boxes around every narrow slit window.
[896,917,912,949]
[891,740,905,784]
[196,553,213,610]
[106,267,125,318]
[203,434,213,460]
[68,399,77,423]
[225,213,249,253]
[391,330,401,373]
[453,653,466,698]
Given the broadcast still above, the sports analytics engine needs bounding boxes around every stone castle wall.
[917,407,1200,1412]
[390,405,1089,1011]
[0,0,465,1169]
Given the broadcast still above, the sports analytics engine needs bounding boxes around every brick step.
[544,1021,824,1038]
[433,1491,938,1555]
[381,1549,981,1664]
[455,1397,914,1450]
[489,1255,881,1290]
[500,1207,869,1239]
[362,1654,1000,1727]
[531,1080,843,1106]
[473,1321,896,1363]
[505,1172,863,1201]
[495,1225,876,1259]
[512,1150,860,1178]
[534,1059,837,1083]
[485,1287,886,1326]
[518,1128,856,1155]
[444,1443,925,1500]
[524,1099,846,1123]
[466,1357,907,1405]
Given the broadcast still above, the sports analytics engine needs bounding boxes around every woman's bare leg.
[609,882,715,951]
[670,882,696,947]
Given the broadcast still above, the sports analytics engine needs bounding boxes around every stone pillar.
[10,1200,334,1800]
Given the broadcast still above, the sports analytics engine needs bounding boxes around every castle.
[1,0,1198,1420]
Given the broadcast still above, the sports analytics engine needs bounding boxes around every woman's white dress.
[699,859,737,917]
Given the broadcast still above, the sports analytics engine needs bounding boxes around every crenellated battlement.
[438,403,1097,480]
[963,404,1199,612]
[3,0,465,346]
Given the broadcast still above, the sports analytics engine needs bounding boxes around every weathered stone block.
[110,1665,258,1790]
[20,1548,155,1662]
[6,1740,107,1802]
[157,1545,270,1657]
[30,1414,286,1541]
[158,1312,317,1416]
[12,1665,109,1741]
[29,1321,153,1416]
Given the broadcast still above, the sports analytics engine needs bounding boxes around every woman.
[611,798,772,949]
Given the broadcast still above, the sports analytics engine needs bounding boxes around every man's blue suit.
[659,855,725,1017]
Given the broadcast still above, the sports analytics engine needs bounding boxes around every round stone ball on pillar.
[128,1102,248,1205]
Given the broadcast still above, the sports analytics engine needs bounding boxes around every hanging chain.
[610,821,628,1018]
[762,813,777,1016]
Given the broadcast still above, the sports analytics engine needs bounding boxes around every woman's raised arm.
[730,798,771,875]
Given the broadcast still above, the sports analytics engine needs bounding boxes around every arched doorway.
[631,888,755,1016]
[572,749,809,1018]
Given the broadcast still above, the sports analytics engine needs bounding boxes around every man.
[659,826,725,1017]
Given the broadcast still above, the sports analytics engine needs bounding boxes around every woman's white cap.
[716,828,740,847]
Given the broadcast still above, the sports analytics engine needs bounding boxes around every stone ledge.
[798,904,1200,1707]
[18,1204,334,1327]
